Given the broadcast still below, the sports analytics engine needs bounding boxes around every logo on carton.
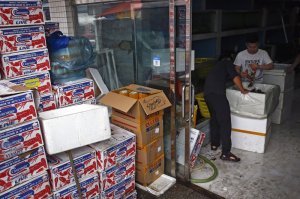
[2,136,24,149]
[19,189,35,198]
[22,59,37,67]
[11,162,30,174]
[17,35,32,42]
[12,9,30,16]
[143,96,166,111]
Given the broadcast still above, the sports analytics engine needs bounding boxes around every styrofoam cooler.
[231,114,271,153]
[263,63,294,92]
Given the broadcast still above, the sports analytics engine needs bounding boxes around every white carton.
[226,83,280,118]
[90,124,136,172]
[39,104,111,154]
[277,88,294,110]
[47,146,97,191]
[176,128,205,168]
[263,63,294,92]
[231,114,271,153]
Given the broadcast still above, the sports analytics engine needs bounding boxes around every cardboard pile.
[0,2,53,197]
[101,84,171,185]
[90,124,136,198]
[0,85,51,197]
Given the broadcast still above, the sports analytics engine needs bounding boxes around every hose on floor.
[191,155,218,183]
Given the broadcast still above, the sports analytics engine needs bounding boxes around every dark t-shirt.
[204,60,238,95]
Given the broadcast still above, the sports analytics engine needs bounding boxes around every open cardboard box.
[100,84,171,124]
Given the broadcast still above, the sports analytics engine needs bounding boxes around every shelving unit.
[192,8,298,58]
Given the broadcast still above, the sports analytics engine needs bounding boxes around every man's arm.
[233,76,248,94]
[235,65,248,78]
[258,62,273,70]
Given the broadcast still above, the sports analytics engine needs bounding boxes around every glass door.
[74,0,193,182]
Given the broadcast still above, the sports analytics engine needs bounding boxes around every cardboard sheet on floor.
[136,174,176,197]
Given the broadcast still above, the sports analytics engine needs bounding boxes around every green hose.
[191,155,218,183]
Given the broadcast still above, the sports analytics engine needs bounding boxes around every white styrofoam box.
[271,104,292,124]
[277,88,294,110]
[231,114,271,153]
[231,113,271,133]
[263,63,294,92]
[176,128,205,168]
[226,83,280,118]
[39,104,111,154]
[232,126,271,153]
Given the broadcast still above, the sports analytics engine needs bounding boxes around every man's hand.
[241,89,249,94]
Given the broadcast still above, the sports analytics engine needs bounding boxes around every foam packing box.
[101,175,135,199]
[136,155,164,186]
[136,137,164,167]
[100,84,171,124]
[0,1,44,27]
[39,104,111,154]
[0,146,48,193]
[90,124,136,172]
[0,26,46,54]
[0,119,43,161]
[0,49,50,79]
[35,92,56,113]
[4,71,52,95]
[111,114,163,147]
[0,172,51,198]
[53,78,95,108]
[99,156,135,191]
[52,174,100,199]
[0,86,37,129]
[47,146,97,191]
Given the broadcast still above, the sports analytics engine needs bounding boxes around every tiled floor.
[192,88,300,199]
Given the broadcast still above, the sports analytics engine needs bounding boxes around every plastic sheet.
[226,83,280,118]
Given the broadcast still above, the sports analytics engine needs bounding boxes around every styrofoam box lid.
[90,124,135,151]
[47,146,94,168]
[39,104,111,155]
[263,63,291,75]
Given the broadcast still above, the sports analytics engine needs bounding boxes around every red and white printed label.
[0,146,48,193]
[36,92,56,113]
[48,146,97,191]
[0,49,50,79]
[0,1,44,27]
[0,91,37,129]
[99,156,135,191]
[0,26,46,54]
[53,78,95,108]
[102,175,135,199]
[0,173,51,198]
[0,120,43,161]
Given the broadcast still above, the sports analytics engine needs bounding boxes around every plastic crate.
[195,93,210,118]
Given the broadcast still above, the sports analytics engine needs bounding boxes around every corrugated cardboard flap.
[100,92,137,113]
[126,84,161,94]
[140,92,171,115]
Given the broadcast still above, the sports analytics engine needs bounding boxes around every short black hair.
[245,34,259,43]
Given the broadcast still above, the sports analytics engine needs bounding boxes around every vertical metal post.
[67,151,83,199]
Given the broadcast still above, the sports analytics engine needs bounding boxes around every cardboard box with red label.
[0,26,46,54]
[0,146,48,193]
[53,78,95,108]
[0,172,51,198]
[53,174,100,199]
[89,124,136,172]
[47,146,97,191]
[99,156,135,191]
[101,175,135,199]
[0,1,44,27]
[0,49,50,79]
[0,119,43,161]
[0,90,37,129]
[35,92,56,113]
[5,71,52,94]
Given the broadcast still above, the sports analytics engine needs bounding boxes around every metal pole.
[67,151,83,199]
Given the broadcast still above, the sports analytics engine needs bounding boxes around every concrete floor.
[191,88,300,199]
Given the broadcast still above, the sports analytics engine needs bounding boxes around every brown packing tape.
[232,128,266,137]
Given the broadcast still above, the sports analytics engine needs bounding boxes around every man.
[234,35,273,83]
[204,55,248,162]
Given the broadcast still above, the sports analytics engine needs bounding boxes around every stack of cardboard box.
[0,1,53,197]
[101,84,171,186]
[0,86,51,198]
[0,0,55,113]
